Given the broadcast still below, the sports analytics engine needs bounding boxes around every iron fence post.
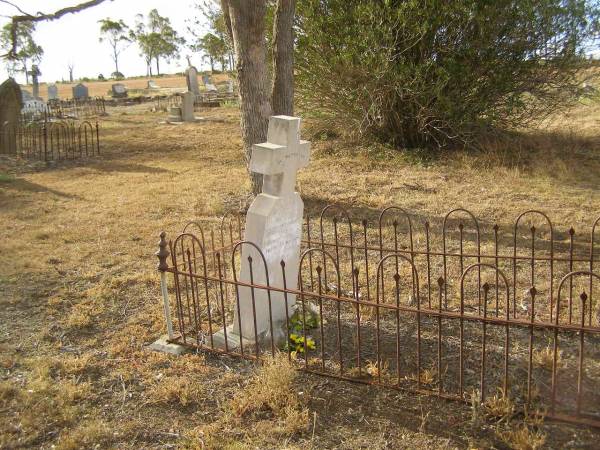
[43,124,48,161]
[157,231,174,339]
[96,122,100,154]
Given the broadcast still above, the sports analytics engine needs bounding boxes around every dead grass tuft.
[146,375,205,406]
[484,389,515,421]
[532,345,564,371]
[230,354,307,427]
[366,359,390,379]
[190,354,309,448]
[499,424,547,450]
[55,420,114,450]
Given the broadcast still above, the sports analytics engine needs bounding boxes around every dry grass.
[179,354,308,449]
[1,99,600,448]
[499,424,547,450]
[532,345,564,371]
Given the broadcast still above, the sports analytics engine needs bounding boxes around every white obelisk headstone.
[214,116,310,349]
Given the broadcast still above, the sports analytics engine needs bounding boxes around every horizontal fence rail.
[156,206,600,428]
[0,119,100,161]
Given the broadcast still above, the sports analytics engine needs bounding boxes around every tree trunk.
[23,60,29,85]
[113,45,119,74]
[222,0,271,195]
[156,57,160,75]
[271,0,295,116]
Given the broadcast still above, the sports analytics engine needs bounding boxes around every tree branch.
[2,0,112,59]
[0,0,32,17]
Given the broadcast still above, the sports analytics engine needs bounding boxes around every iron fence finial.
[156,231,169,271]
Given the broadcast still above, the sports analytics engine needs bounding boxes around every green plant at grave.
[284,305,319,355]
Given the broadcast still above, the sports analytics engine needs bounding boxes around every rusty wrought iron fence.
[156,206,600,428]
[0,119,100,161]
[47,97,106,119]
[154,91,238,112]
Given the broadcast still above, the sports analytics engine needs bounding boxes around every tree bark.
[271,0,295,116]
[156,57,160,75]
[222,0,271,195]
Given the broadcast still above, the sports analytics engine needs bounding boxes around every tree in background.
[132,9,184,76]
[195,32,228,71]
[0,21,43,85]
[189,1,235,71]
[98,18,130,77]
[296,0,600,150]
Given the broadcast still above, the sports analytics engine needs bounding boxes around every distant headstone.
[213,116,311,348]
[201,74,211,85]
[226,80,234,94]
[181,92,195,122]
[186,66,200,96]
[147,80,160,89]
[0,78,23,153]
[30,65,41,99]
[47,84,59,100]
[205,83,218,93]
[72,83,89,100]
[112,83,128,98]
[167,106,182,123]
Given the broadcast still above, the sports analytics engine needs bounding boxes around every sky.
[0,0,210,84]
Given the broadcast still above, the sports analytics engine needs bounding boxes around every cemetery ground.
[1,101,600,449]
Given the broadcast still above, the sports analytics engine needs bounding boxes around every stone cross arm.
[250,116,311,196]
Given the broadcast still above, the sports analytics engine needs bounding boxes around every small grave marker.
[47,84,59,100]
[72,83,89,99]
[111,83,128,98]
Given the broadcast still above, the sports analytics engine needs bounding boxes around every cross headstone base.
[168,106,183,123]
[212,323,287,352]
[147,335,188,355]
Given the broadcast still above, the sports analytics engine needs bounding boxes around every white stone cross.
[250,116,310,197]
[213,115,311,350]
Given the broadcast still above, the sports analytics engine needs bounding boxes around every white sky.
[0,0,209,84]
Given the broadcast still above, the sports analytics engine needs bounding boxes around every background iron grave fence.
[46,97,106,120]
[156,205,600,428]
[0,119,100,161]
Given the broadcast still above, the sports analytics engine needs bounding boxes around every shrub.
[296,0,600,150]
